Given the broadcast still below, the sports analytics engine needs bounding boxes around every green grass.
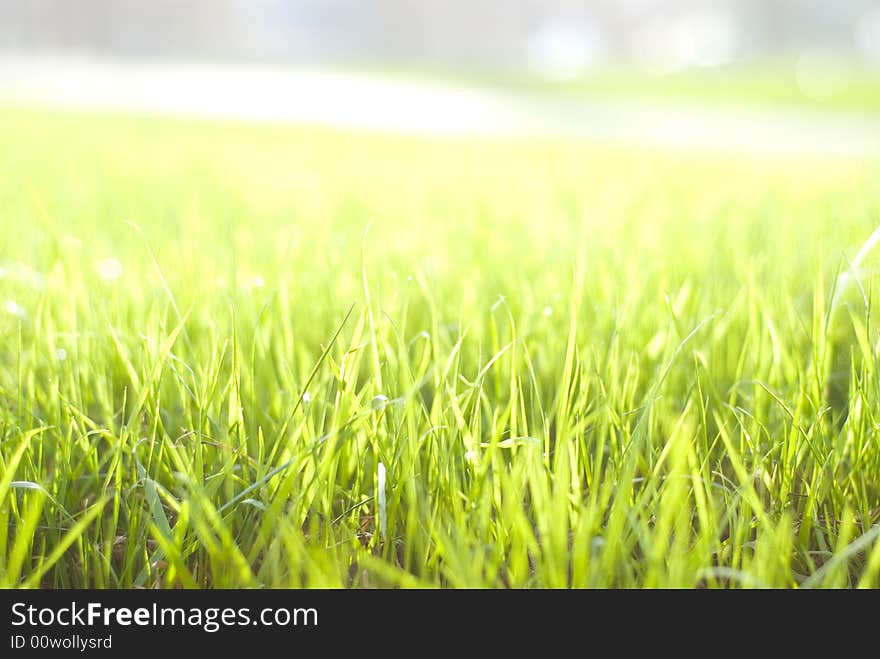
[2,107,880,588]
[499,65,880,114]
[364,61,880,114]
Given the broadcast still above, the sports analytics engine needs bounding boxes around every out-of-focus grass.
[377,62,880,113]
[1,107,879,588]
[515,66,880,112]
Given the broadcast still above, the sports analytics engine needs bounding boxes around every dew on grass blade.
[4,299,26,319]
[371,394,389,410]
[0,263,46,289]
[244,274,265,290]
[10,481,44,492]
[95,257,123,282]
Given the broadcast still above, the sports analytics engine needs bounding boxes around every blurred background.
[1,1,879,152]
[2,1,880,77]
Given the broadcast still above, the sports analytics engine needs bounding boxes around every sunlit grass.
[477,63,880,113]
[1,107,879,588]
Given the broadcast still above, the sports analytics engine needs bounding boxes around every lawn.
[1,107,880,588]
[378,62,880,114]
[503,64,880,114]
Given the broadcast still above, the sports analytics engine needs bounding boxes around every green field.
[505,65,880,113]
[377,62,880,113]
[2,107,880,588]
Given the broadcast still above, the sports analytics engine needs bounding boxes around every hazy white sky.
[1,1,879,72]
